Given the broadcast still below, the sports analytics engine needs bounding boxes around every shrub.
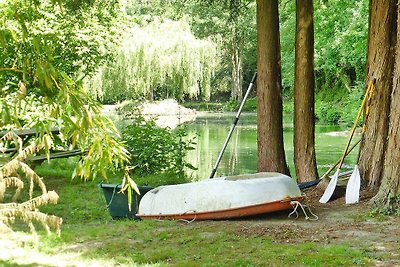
[122,115,196,178]
[315,101,342,124]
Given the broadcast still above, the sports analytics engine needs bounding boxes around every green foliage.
[314,82,366,125]
[122,114,196,177]
[280,0,368,99]
[315,101,342,124]
[185,0,257,99]
[87,19,218,103]
[283,102,294,114]
[279,0,296,95]
[0,0,117,81]
[314,0,368,91]
[35,157,187,188]
[124,0,257,101]
[0,0,130,180]
[135,172,189,187]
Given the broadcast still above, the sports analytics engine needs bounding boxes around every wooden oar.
[319,80,374,203]
[209,72,257,179]
[298,139,360,190]
[345,80,375,204]
[321,139,361,180]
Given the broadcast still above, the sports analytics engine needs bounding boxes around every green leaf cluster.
[122,114,196,178]
[0,0,130,180]
[280,0,368,97]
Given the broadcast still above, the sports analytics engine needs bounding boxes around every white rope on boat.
[177,210,197,223]
[177,217,197,224]
[288,200,319,221]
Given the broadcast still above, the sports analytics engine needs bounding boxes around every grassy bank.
[0,159,385,266]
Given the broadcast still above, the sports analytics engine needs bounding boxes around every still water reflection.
[184,112,359,180]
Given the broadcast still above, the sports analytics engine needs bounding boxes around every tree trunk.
[371,2,400,207]
[359,0,397,189]
[231,41,243,102]
[293,0,318,182]
[231,46,243,102]
[256,0,290,175]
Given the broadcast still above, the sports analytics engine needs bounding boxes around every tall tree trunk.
[359,0,397,189]
[371,2,400,207]
[293,0,318,182]
[231,40,243,102]
[231,24,243,102]
[256,0,290,175]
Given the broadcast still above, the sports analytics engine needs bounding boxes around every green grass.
[33,219,370,267]
[2,159,375,266]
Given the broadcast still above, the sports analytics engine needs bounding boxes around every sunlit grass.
[0,160,375,266]
[28,219,370,267]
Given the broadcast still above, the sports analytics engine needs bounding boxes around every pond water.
[184,112,359,180]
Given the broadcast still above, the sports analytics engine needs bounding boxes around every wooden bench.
[27,149,86,164]
[0,128,86,164]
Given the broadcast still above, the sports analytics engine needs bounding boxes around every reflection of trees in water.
[184,114,356,181]
[185,119,258,180]
[226,128,240,176]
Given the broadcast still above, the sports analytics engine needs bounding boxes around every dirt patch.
[232,187,400,266]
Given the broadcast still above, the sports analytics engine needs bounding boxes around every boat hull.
[137,172,302,220]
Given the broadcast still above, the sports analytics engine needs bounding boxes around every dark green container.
[100,183,154,219]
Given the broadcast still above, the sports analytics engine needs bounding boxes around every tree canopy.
[87,19,218,102]
[0,0,129,180]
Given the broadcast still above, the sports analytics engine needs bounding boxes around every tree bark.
[359,0,397,189]
[371,2,400,207]
[256,0,290,175]
[293,0,318,182]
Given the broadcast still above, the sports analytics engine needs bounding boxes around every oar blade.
[345,165,361,204]
[319,169,340,203]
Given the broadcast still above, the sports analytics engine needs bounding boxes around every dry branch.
[0,131,62,236]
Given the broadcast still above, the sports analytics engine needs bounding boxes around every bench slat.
[27,149,85,162]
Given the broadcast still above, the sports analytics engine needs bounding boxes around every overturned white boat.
[137,172,303,220]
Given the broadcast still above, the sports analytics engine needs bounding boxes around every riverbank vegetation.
[82,1,367,123]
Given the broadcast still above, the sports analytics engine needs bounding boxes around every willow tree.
[359,0,399,208]
[293,0,318,182]
[256,0,290,175]
[88,20,218,103]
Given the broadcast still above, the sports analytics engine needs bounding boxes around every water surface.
[184,112,359,180]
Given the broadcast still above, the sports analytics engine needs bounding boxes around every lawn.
[1,158,398,266]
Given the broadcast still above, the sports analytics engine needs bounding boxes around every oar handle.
[209,71,257,179]
[338,80,374,169]
[356,80,375,162]
[234,72,257,119]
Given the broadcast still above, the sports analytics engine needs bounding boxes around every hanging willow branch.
[87,20,218,102]
[0,131,62,236]
[2,177,24,202]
